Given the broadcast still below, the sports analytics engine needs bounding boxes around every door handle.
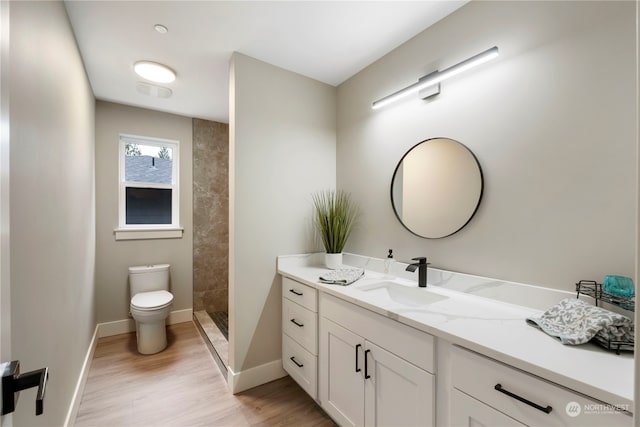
[364,349,371,379]
[355,344,362,372]
[1,360,49,416]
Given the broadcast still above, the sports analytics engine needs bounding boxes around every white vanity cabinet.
[278,255,634,427]
[319,293,435,427]
[450,345,632,427]
[281,277,318,398]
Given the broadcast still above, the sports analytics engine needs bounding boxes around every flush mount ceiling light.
[372,46,499,110]
[134,61,176,84]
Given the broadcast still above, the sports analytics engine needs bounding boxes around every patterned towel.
[319,268,364,286]
[526,298,634,345]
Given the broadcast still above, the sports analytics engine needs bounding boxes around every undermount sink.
[358,281,448,307]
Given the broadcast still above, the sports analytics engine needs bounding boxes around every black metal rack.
[575,280,634,354]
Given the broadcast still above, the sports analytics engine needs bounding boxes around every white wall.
[9,1,95,425]
[95,101,193,323]
[337,1,637,292]
[229,53,335,388]
[0,5,12,411]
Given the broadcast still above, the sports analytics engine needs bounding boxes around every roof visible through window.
[125,155,172,184]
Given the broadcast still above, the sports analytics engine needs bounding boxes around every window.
[117,134,181,239]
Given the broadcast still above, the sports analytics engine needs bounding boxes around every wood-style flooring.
[75,321,335,427]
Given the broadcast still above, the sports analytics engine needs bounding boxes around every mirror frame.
[390,137,484,239]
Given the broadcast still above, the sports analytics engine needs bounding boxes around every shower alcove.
[192,118,229,374]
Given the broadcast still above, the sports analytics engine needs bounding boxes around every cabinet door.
[451,389,526,427]
[319,318,365,427]
[364,341,435,427]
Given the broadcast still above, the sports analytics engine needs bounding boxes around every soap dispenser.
[384,249,395,277]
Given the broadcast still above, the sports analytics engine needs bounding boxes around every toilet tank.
[129,264,170,297]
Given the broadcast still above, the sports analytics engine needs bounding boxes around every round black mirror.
[391,137,483,238]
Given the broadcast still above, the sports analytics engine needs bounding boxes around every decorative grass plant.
[312,190,358,254]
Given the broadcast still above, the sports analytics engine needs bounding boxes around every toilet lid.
[131,290,173,310]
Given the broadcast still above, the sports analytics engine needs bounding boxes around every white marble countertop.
[277,253,634,410]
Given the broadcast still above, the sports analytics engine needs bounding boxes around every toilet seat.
[131,290,173,311]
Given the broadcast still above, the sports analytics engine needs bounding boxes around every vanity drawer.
[451,346,632,427]
[282,298,318,355]
[282,277,317,312]
[283,334,317,399]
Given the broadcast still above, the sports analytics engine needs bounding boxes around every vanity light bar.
[372,46,499,110]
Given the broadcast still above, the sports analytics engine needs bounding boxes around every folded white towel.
[319,268,364,286]
[526,298,634,345]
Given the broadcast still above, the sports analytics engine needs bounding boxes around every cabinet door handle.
[290,318,304,327]
[494,384,552,414]
[289,289,303,296]
[364,349,371,379]
[1,361,49,416]
[290,356,304,368]
[355,344,362,372]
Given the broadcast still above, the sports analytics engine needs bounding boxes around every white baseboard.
[97,317,135,338]
[65,308,194,425]
[167,308,193,325]
[227,359,287,394]
[63,324,99,427]
[98,308,193,338]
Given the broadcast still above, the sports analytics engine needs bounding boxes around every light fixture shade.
[372,46,499,109]
[134,61,176,84]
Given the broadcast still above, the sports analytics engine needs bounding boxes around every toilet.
[129,264,174,355]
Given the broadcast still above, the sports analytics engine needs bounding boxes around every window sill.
[114,227,184,241]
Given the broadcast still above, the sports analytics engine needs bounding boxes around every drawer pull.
[290,318,304,327]
[494,384,552,414]
[289,289,303,296]
[290,356,304,368]
[364,349,371,379]
[355,344,362,373]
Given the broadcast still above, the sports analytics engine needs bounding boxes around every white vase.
[325,253,343,270]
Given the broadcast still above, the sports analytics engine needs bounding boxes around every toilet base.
[136,321,168,355]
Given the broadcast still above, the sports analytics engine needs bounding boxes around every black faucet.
[406,257,430,288]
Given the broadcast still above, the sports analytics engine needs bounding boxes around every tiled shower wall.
[193,118,229,313]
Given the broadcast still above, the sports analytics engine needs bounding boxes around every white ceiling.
[65,1,467,123]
